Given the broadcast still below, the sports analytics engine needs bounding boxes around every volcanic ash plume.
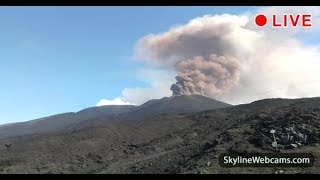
[136,15,257,97]
[170,55,240,96]
[109,8,320,106]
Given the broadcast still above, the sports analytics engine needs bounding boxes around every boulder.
[290,144,298,148]
[295,133,306,143]
[280,135,290,145]
[206,162,211,166]
[4,143,11,148]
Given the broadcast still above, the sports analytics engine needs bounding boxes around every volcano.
[0,96,319,174]
[0,95,231,139]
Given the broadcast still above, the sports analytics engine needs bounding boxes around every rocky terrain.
[0,95,319,174]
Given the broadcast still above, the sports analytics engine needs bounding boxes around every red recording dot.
[255,14,267,26]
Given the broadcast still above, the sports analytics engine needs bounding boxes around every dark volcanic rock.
[0,96,320,174]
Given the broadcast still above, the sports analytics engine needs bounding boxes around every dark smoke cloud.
[136,15,256,97]
[170,55,240,96]
[100,8,320,106]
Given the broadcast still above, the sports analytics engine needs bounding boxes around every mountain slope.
[126,95,231,119]
[0,95,230,139]
[0,97,319,174]
[0,105,137,139]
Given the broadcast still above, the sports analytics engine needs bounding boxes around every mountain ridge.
[0,95,231,139]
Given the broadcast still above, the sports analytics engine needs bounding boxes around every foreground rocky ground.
[0,97,319,174]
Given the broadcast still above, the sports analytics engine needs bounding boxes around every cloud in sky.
[96,98,134,106]
[98,6,320,106]
[120,69,176,105]
[96,69,175,106]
